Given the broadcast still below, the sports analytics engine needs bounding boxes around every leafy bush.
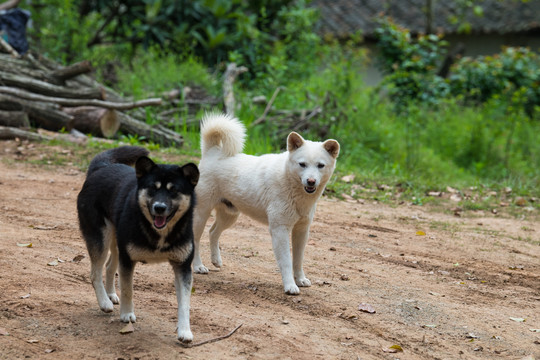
[449,47,540,118]
[26,4,540,198]
[374,18,450,112]
[28,0,102,63]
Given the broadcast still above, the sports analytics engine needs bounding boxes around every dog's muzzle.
[304,179,317,194]
[152,202,170,229]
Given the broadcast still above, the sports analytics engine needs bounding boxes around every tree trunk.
[62,106,120,138]
[0,125,51,141]
[0,86,161,110]
[0,110,30,128]
[117,112,184,147]
[0,94,74,131]
[223,63,247,116]
[48,61,93,85]
[0,71,104,99]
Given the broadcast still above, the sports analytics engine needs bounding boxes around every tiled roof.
[312,0,540,38]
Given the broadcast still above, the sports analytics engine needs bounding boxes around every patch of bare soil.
[0,141,539,359]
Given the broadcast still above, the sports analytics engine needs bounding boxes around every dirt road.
[0,141,538,359]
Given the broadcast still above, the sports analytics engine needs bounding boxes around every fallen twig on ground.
[179,324,243,348]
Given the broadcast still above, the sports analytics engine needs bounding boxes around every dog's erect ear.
[323,139,340,159]
[181,163,200,186]
[287,132,305,152]
[135,156,155,178]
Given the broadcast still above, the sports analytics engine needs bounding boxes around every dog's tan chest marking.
[127,242,193,264]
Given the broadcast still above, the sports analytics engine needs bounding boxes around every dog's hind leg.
[87,232,115,313]
[291,220,312,288]
[104,221,119,304]
[209,203,239,269]
[192,205,212,274]
[171,261,193,343]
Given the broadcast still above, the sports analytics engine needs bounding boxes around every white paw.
[295,277,311,287]
[98,298,114,313]
[177,329,193,343]
[284,283,300,295]
[193,264,209,274]
[120,312,136,323]
[211,254,222,268]
[108,293,120,304]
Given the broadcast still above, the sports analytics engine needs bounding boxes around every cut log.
[116,112,183,147]
[0,110,30,128]
[0,94,73,131]
[62,106,119,138]
[0,125,51,141]
[49,61,93,84]
[0,71,104,99]
[0,86,162,110]
[37,128,112,144]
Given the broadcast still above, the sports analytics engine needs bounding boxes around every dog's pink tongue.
[154,216,167,228]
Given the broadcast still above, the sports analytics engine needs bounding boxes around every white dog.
[192,112,340,295]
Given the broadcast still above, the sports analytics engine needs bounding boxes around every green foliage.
[236,0,321,88]
[115,48,217,98]
[30,0,321,91]
[28,0,103,63]
[449,47,540,118]
[68,0,319,86]
[374,18,450,112]
[26,3,540,202]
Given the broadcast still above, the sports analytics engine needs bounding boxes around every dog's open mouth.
[153,215,168,229]
[154,215,173,230]
[304,186,317,194]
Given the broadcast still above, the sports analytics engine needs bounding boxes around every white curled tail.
[200,112,246,157]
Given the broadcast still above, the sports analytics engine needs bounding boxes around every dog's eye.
[317,163,325,169]
[154,182,161,189]
[299,162,306,168]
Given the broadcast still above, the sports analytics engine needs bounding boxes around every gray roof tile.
[312,0,540,37]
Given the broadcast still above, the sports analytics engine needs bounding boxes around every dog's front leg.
[269,224,298,295]
[192,207,211,274]
[292,220,311,288]
[119,260,136,323]
[172,262,193,343]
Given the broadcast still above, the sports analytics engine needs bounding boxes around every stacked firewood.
[0,48,333,147]
[0,52,185,146]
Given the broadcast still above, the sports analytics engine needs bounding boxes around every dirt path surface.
[0,141,539,360]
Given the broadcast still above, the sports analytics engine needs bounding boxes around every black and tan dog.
[77,146,199,343]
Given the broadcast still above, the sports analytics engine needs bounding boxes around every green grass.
[115,49,218,100]
[38,43,538,216]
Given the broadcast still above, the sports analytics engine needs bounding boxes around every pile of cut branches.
[251,88,343,140]
[0,51,184,146]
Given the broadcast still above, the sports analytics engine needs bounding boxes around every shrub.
[374,17,450,112]
[449,47,540,118]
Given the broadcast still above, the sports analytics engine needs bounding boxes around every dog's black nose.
[153,203,167,214]
[307,179,316,186]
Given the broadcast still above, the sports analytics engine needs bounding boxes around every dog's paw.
[211,254,222,268]
[108,293,120,304]
[284,283,300,295]
[193,264,209,274]
[295,277,311,287]
[120,312,137,323]
[177,329,193,343]
[98,298,114,313]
